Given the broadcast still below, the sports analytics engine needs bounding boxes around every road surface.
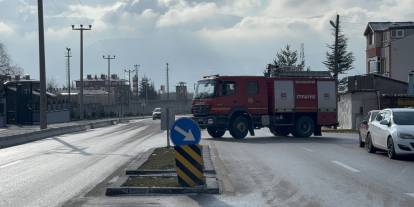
[0,119,166,207]
[203,130,414,207]
[69,129,414,207]
[1,119,413,207]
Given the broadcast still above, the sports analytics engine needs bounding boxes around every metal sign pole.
[166,107,171,148]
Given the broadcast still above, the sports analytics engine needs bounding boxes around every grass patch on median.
[123,176,179,187]
[138,147,176,170]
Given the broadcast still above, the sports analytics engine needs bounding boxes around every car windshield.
[194,80,216,99]
[370,111,379,121]
[393,111,414,125]
[153,108,161,112]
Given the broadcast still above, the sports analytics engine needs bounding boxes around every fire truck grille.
[192,105,209,116]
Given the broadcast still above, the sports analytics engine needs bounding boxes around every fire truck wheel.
[269,127,290,137]
[292,116,315,138]
[207,127,226,138]
[229,116,249,139]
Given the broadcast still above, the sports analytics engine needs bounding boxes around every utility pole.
[124,68,136,91]
[300,43,305,69]
[329,14,340,129]
[37,0,47,129]
[65,48,72,110]
[125,68,136,106]
[103,55,115,104]
[134,64,140,97]
[166,63,170,100]
[145,79,148,104]
[72,24,92,120]
[329,14,340,81]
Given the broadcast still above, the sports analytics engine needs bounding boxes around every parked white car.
[366,108,414,159]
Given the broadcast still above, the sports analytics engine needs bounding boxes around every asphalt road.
[1,120,414,207]
[71,129,414,207]
[203,130,414,207]
[0,119,165,207]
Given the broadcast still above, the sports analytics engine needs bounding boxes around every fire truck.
[191,72,337,139]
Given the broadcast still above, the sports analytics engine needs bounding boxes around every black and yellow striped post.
[174,144,205,187]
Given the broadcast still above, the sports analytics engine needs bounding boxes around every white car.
[366,108,414,159]
[152,108,161,120]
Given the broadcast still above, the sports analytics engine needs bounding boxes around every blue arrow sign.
[170,118,201,146]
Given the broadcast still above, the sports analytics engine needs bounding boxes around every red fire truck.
[191,72,337,139]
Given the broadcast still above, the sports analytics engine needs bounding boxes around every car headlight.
[398,132,414,139]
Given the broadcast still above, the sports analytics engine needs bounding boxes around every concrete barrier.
[0,117,147,149]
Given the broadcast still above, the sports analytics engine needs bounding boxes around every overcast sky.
[0,0,413,91]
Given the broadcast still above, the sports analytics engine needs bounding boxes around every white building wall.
[338,93,353,129]
[338,91,379,129]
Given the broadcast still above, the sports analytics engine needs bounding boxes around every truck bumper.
[192,116,227,129]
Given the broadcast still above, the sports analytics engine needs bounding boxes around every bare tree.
[47,78,58,92]
[0,42,22,76]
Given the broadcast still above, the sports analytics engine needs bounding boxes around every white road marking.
[332,161,360,173]
[405,193,414,198]
[0,160,23,169]
[302,147,314,152]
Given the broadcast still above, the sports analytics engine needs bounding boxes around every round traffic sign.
[170,118,201,146]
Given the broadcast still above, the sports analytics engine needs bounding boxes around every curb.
[106,177,219,196]
[126,169,217,175]
[125,146,216,175]
[322,129,358,133]
[0,117,147,149]
[107,145,220,196]
[125,147,156,173]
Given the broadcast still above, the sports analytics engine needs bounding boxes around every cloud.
[156,2,220,27]
[199,15,319,41]
[0,21,13,34]
[1,0,414,88]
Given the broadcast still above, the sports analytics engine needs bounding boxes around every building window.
[381,58,387,74]
[368,33,374,45]
[382,32,388,41]
[391,29,404,38]
[369,58,380,73]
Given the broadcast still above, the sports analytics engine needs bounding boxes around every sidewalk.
[0,116,149,149]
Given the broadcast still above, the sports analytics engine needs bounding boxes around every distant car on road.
[366,108,414,159]
[358,110,380,148]
[152,108,161,120]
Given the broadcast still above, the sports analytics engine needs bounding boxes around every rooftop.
[364,21,414,35]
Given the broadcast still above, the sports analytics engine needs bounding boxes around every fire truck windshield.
[194,80,216,99]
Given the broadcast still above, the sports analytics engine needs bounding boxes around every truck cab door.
[212,80,237,115]
[245,79,268,115]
